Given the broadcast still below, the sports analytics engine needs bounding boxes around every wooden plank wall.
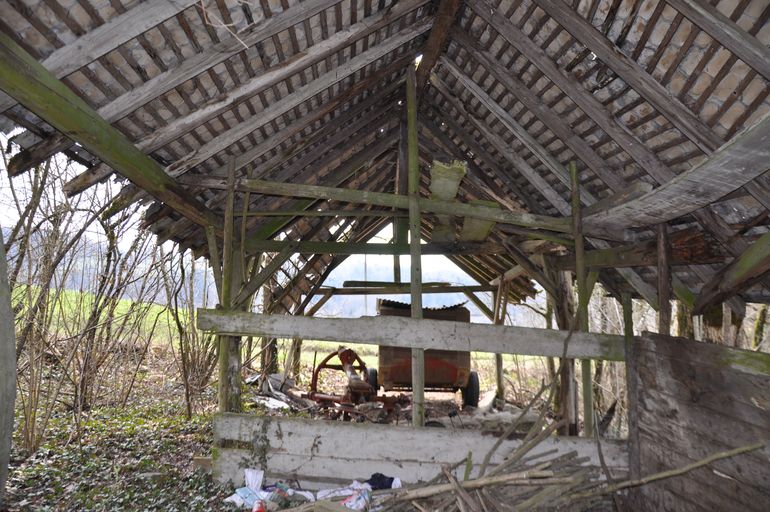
[627,333,770,511]
[213,414,628,490]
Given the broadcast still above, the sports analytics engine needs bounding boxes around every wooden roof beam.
[0,31,221,231]
[5,0,353,174]
[244,240,506,255]
[67,18,431,201]
[666,0,770,81]
[0,0,199,115]
[415,0,462,93]
[449,29,627,193]
[530,0,770,213]
[693,230,770,314]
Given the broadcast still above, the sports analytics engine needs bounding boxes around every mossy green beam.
[226,179,571,233]
[571,162,593,437]
[693,229,770,314]
[407,65,425,428]
[0,31,221,231]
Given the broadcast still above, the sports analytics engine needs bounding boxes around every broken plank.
[243,240,505,255]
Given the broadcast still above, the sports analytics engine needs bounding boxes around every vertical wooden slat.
[657,223,671,335]
[407,64,425,427]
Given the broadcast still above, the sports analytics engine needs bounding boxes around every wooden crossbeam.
[321,283,497,295]
[190,176,573,233]
[244,240,505,256]
[0,31,221,230]
[693,230,770,314]
[546,229,726,270]
[666,0,770,81]
[196,310,627,361]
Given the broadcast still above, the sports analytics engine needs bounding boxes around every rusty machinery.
[303,347,409,422]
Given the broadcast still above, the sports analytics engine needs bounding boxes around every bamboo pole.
[570,162,593,436]
[407,64,425,427]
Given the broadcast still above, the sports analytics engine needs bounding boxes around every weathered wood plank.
[693,229,770,314]
[0,230,15,505]
[0,31,221,230]
[212,414,628,487]
[657,224,671,335]
[585,113,770,230]
[666,0,770,81]
[628,332,770,510]
[196,310,627,360]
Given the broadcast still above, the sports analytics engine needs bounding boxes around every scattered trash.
[223,469,403,510]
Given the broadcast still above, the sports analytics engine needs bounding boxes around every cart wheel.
[462,371,480,408]
[367,368,379,391]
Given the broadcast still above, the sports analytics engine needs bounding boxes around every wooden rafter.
[68,19,431,203]
[0,0,200,114]
[666,0,770,81]
[693,230,770,314]
[0,30,220,231]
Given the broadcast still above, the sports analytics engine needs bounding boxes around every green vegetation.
[8,401,231,511]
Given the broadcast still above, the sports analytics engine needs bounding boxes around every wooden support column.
[657,224,672,335]
[407,65,424,427]
[0,229,16,506]
[622,293,640,481]
[218,160,242,413]
[394,119,409,282]
[493,281,509,403]
[570,163,592,436]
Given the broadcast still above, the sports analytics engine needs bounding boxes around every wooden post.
[0,229,16,506]
[407,64,424,427]
[394,119,409,282]
[493,281,508,403]
[218,159,242,413]
[570,162,593,436]
[622,293,641,481]
[657,223,671,335]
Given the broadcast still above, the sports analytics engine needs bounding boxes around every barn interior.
[0,0,769,509]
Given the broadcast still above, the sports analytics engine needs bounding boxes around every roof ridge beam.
[415,0,462,92]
